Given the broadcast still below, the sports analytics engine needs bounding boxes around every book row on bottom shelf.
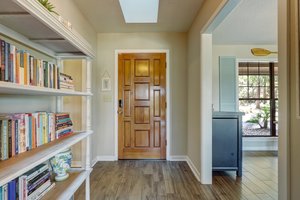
[0,147,73,200]
[0,112,73,161]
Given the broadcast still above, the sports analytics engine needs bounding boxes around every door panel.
[118,53,166,159]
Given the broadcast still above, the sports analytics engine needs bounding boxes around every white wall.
[95,33,188,158]
[212,45,278,111]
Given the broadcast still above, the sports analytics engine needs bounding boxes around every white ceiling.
[73,0,204,33]
[213,0,277,45]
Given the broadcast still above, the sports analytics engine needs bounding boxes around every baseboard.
[97,155,118,161]
[71,161,82,168]
[91,157,98,167]
[168,155,187,161]
[186,157,201,182]
[243,137,278,151]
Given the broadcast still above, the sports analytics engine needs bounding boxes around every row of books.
[0,112,73,161]
[59,72,74,91]
[0,38,59,89]
[55,113,73,139]
[0,163,55,200]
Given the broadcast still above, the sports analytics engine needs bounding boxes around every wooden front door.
[118,53,166,159]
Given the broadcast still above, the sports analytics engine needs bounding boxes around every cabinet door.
[213,118,238,168]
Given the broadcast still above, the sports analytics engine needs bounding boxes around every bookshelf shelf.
[0,81,92,96]
[0,131,93,186]
[0,0,96,58]
[42,170,90,200]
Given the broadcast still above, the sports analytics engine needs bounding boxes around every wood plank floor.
[75,152,278,200]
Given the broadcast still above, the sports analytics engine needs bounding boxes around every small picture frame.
[102,77,111,91]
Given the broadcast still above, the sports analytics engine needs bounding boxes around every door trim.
[114,49,171,160]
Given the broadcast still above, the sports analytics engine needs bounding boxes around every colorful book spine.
[2,184,8,200]
[1,40,5,81]
[11,120,16,157]
[1,119,8,160]
[7,119,12,158]
[23,51,29,85]
[15,119,19,155]
[10,45,16,83]
[29,56,34,85]
[4,42,9,81]
[8,180,16,200]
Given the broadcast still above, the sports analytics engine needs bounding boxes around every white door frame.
[201,1,288,198]
[114,49,171,160]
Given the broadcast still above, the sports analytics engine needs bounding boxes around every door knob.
[117,109,123,114]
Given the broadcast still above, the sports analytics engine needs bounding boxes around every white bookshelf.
[0,0,94,199]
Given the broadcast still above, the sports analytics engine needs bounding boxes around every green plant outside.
[246,105,270,129]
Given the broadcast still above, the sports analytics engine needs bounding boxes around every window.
[239,62,278,137]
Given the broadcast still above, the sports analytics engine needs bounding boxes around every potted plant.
[37,0,59,15]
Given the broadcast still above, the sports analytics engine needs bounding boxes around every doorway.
[117,53,167,159]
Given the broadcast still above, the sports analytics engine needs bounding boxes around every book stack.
[59,73,74,91]
[0,112,72,161]
[55,113,73,139]
[0,38,59,89]
[0,163,55,200]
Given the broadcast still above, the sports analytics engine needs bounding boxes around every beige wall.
[187,0,225,178]
[95,32,187,157]
[212,45,278,111]
[63,60,84,165]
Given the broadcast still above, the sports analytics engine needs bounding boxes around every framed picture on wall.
[102,77,111,91]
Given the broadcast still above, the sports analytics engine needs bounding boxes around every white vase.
[50,148,72,181]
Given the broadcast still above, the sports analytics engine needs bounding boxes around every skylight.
[119,0,159,23]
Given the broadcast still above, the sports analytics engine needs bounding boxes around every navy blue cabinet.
[212,112,244,176]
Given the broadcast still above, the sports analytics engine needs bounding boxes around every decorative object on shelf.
[37,0,59,15]
[101,70,111,91]
[50,148,72,181]
[250,48,278,56]
[37,0,72,30]
[59,73,75,91]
